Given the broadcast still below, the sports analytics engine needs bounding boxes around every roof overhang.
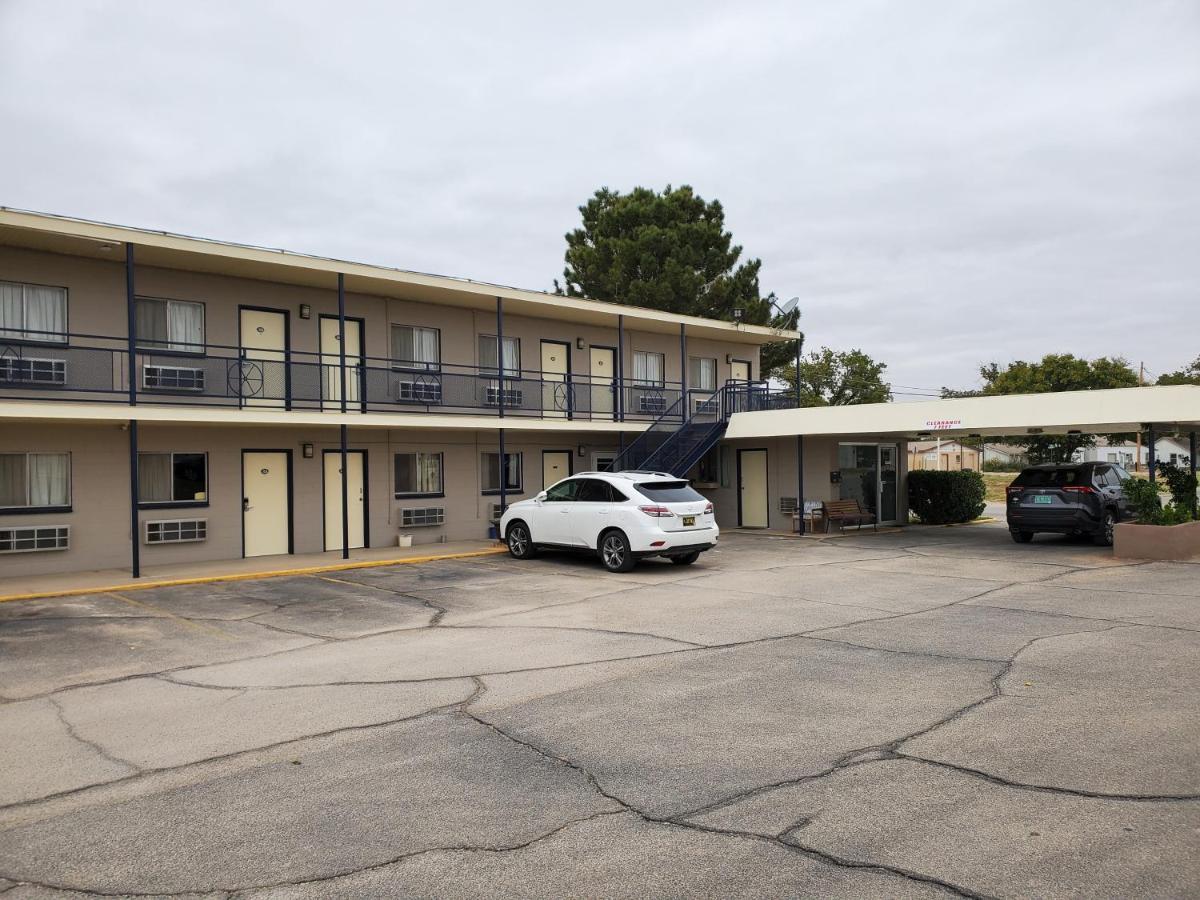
[725,385,1200,441]
[0,208,801,346]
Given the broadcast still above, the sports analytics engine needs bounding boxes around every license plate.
[1033,495,1053,505]
[682,515,696,526]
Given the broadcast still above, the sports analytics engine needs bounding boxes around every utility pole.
[1135,362,1144,472]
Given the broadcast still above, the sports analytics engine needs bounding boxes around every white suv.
[500,471,719,573]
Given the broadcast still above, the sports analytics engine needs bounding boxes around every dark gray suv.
[1006,463,1131,546]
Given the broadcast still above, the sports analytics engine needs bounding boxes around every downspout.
[338,273,349,560]
[125,243,140,578]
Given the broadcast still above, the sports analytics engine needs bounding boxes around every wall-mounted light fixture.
[577,445,586,457]
[302,442,314,458]
[299,304,312,319]
[576,337,585,350]
[725,353,732,365]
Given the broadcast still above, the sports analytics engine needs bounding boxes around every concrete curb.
[0,546,508,604]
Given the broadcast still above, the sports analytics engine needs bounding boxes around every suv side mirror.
[535,491,547,503]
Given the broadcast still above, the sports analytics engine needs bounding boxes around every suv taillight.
[703,502,714,515]
[638,504,673,518]
[1006,486,1024,495]
[1063,485,1097,494]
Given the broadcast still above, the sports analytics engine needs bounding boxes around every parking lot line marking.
[0,547,507,605]
[106,591,236,640]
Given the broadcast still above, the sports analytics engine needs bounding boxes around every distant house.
[907,440,1027,471]
[1074,436,1192,469]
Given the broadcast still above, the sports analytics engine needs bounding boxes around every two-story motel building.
[4,208,893,578]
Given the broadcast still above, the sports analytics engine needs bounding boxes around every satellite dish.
[776,296,799,317]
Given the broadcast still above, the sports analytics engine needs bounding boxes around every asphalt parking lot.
[1,523,1198,899]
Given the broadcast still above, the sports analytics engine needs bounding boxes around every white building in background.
[1073,436,1192,468]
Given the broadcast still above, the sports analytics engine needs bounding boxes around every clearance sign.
[924,419,962,431]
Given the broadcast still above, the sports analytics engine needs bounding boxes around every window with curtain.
[394,452,444,496]
[479,335,520,376]
[689,356,717,391]
[0,281,68,343]
[138,452,208,505]
[633,350,665,386]
[391,325,440,370]
[481,452,522,493]
[0,452,70,509]
[135,297,204,353]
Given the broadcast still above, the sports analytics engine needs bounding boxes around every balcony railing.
[0,331,701,422]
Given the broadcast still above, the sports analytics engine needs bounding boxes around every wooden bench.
[822,499,877,533]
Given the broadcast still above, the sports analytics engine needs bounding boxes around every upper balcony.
[0,328,701,423]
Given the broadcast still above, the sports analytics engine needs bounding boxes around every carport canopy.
[725,385,1200,441]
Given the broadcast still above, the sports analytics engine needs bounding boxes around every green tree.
[555,184,779,324]
[783,347,891,406]
[941,354,1139,462]
[1158,357,1200,386]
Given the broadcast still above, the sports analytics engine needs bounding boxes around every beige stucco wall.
[0,245,760,390]
[0,421,630,577]
[708,435,909,532]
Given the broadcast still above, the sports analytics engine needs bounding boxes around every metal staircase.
[609,381,788,477]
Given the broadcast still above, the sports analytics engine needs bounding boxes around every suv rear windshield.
[635,481,705,502]
[1012,467,1087,487]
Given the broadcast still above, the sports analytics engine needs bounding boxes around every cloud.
[1,0,1197,392]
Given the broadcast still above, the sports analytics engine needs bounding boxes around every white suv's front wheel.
[599,530,637,573]
[506,522,537,559]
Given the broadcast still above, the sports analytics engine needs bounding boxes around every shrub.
[908,470,987,524]
[982,459,1024,472]
[1125,466,1198,525]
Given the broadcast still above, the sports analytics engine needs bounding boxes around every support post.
[794,336,803,405]
[679,322,687,400]
[338,274,349,559]
[616,314,625,422]
[498,428,507,518]
[1191,431,1198,518]
[128,420,140,578]
[125,243,137,405]
[796,434,805,535]
[496,297,505,421]
[1148,424,1157,484]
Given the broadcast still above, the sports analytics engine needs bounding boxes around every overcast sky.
[2,0,1197,395]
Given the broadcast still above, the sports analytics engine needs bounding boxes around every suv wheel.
[1011,530,1033,544]
[1093,511,1116,547]
[506,522,537,559]
[671,551,701,566]
[599,530,637,573]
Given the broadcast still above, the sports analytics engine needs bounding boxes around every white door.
[243,451,290,557]
[542,450,571,489]
[239,309,288,408]
[541,341,569,418]
[323,450,366,551]
[320,318,363,411]
[730,360,751,382]
[589,346,615,419]
[739,449,768,528]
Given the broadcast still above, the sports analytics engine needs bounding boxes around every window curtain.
[28,453,69,507]
[417,452,442,493]
[479,336,498,374]
[0,454,26,507]
[24,286,66,342]
[416,328,439,367]
[168,302,203,352]
[635,352,663,386]
[136,299,167,348]
[689,358,716,391]
[503,453,520,488]
[501,337,519,375]
[138,453,173,502]
[0,283,22,340]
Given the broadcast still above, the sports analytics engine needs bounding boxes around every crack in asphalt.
[46,697,142,775]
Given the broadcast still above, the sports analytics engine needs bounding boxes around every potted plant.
[1114,463,1200,560]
